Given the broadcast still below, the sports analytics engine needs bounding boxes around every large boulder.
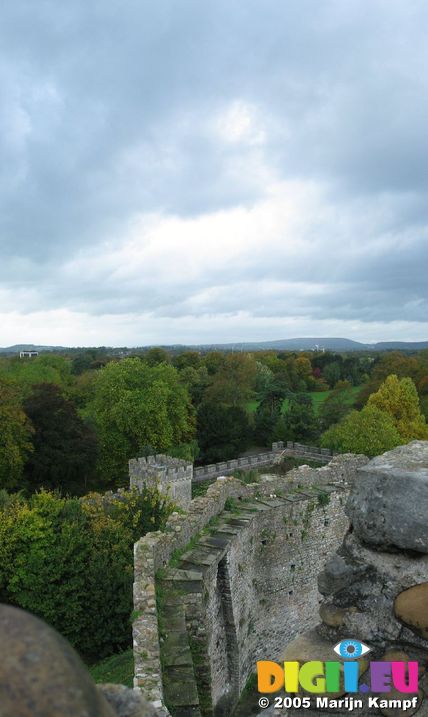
[0,604,115,717]
[346,441,428,553]
[0,604,162,717]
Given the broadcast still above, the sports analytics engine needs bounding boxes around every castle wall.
[132,454,368,716]
[187,490,351,715]
[193,442,334,483]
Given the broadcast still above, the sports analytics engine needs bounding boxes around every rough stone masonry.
[283,441,428,717]
[132,453,367,716]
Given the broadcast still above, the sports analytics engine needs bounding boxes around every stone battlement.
[193,441,334,482]
[129,454,193,508]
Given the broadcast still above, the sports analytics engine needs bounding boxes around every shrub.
[0,486,173,661]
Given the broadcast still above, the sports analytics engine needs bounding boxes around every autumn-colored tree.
[372,352,421,384]
[355,352,422,408]
[0,380,34,490]
[417,376,428,396]
[367,374,428,441]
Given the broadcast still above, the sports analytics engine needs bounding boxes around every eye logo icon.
[333,639,371,659]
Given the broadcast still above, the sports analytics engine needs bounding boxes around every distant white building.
[19,350,39,358]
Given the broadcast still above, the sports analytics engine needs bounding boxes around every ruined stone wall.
[133,454,368,716]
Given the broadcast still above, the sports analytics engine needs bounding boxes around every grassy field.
[89,649,134,687]
[247,386,360,415]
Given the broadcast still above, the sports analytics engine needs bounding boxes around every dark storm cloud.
[1,0,428,342]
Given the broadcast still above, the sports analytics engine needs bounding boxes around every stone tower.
[129,454,193,508]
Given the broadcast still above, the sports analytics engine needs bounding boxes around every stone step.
[180,546,221,566]
[225,517,253,527]
[159,600,202,715]
[162,665,200,708]
[197,533,231,549]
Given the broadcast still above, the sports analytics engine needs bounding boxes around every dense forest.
[1,346,428,668]
[2,346,428,496]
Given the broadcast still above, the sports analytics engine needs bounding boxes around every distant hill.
[373,341,428,351]
[1,338,428,354]
[0,344,68,354]
[189,337,373,352]
[187,337,428,352]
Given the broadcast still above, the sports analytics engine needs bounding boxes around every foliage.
[321,405,401,457]
[254,399,281,446]
[172,351,202,371]
[143,347,171,366]
[204,353,256,407]
[197,401,252,463]
[178,365,210,405]
[0,380,34,491]
[281,394,320,442]
[318,382,354,430]
[232,468,260,484]
[0,487,173,660]
[418,375,428,396]
[0,354,73,397]
[23,383,98,495]
[323,361,342,388]
[88,358,195,486]
[367,374,428,441]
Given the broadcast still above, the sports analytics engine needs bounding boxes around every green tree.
[254,401,281,446]
[0,354,72,396]
[204,353,256,407]
[173,351,201,371]
[203,352,225,376]
[321,405,401,457]
[0,380,34,490]
[178,365,210,406]
[255,361,275,396]
[282,394,319,442]
[319,381,354,431]
[89,358,194,485]
[197,401,251,463]
[323,361,342,388]
[143,347,170,366]
[23,383,98,495]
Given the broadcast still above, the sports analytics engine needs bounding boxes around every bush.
[0,487,173,661]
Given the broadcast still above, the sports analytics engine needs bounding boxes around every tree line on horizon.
[1,347,428,497]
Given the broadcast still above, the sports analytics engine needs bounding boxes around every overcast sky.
[1,0,428,346]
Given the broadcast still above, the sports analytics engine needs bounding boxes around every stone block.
[347,441,428,553]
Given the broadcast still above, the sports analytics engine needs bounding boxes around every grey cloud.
[1,0,428,340]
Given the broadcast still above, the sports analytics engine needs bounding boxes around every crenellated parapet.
[129,454,193,508]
